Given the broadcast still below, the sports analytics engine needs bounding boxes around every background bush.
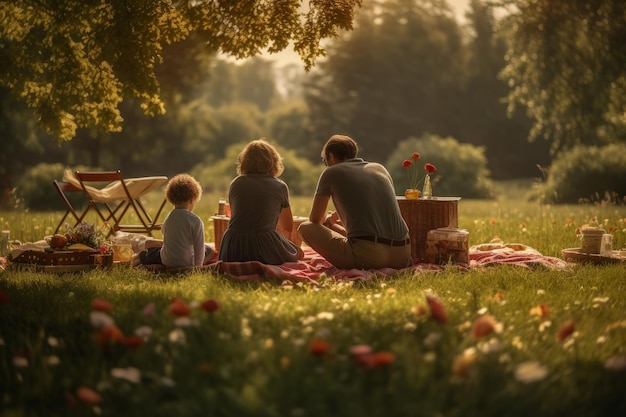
[530,144,626,204]
[16,163,96,211]
[386,134,494,199]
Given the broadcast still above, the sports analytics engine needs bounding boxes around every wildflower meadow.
[1,187,625,417]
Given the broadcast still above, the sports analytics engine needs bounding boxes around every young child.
[218,139,304,264]
[132,173,214,268]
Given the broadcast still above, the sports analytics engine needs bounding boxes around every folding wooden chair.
[53,180,89,233]
[74,170,168,236]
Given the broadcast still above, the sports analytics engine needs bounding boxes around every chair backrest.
[53,180,83,200]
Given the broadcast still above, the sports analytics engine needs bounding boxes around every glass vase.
[404,189,421,200]
[422,174,432,199]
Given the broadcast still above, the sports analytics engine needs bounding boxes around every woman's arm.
[278,206,294,232]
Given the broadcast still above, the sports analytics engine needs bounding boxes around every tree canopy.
[0,0,362,142]
[500,0,626,153]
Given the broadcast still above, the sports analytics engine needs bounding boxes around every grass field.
[1,184,625,417]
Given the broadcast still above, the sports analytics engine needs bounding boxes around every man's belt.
[351,236,411,247]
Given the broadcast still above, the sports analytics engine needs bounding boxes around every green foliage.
[0,0,363,141]
[500,0,626,152]
[15,163,95,211]
[530,144,626,204]
[265,100,315,158]
[387,134,494,199]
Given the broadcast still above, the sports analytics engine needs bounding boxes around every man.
[298,135,411,269]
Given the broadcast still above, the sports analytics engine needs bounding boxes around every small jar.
[581,227,604,254]
[218,198,227,216]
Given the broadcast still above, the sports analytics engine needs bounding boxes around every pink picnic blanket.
[135,242,568,283]
[190,242,567,284]
[207,247,442,285]
[469,242,568,270]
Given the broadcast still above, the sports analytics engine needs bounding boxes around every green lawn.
[1,188,625,417]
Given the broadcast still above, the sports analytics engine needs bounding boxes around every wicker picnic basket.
[397,197,460,263]
[8,248,113,271]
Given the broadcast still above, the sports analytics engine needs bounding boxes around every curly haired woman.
[218,139,303,264]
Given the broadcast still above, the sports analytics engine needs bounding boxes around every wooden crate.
[397,197,460,263]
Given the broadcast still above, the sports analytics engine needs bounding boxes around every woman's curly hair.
[237,139,284,177]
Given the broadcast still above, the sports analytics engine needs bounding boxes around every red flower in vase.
[425,163,437,174]
[402,152,436,191]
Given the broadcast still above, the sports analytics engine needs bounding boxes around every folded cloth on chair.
[63,169,167,203]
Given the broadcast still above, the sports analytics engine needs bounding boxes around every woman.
[218,139,303,264]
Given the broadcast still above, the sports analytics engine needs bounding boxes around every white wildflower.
[111,367,141,384]
[514,361,548,383]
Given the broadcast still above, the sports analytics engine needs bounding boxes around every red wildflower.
[95,325,124,353]
[371,352,396,367]
[168,297,191,316]
[200,299,220,313]
[402,159,412,169]
[411,152,420,160]
[309,338,330,357]
[426,294,448,324]
[424,163,437,174]
[120,336,144,349]
[91,298,113,312]
[557,320,575,342]
[75,386,102,405]
[471,314,498,339]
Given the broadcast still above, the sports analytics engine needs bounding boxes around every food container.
[425,228,469,266]
[110,232,133,262]
[600,234,613,257]
[581,227,604,254]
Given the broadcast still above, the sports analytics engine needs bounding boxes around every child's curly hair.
[165,174,202,206]
[237,139,284,177]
